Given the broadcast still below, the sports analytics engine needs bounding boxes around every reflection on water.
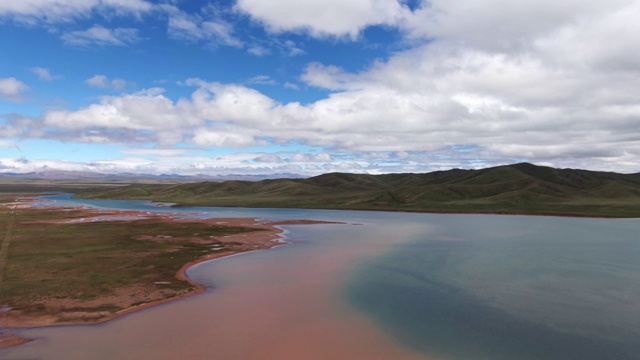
[2,196,640,359]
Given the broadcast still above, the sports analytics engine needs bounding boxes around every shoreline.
[0,196,338,350]
[161,202,635,219]
[42,192,636,218]
[338,208,630,219]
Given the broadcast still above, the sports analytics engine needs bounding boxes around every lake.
[2,195,639,359]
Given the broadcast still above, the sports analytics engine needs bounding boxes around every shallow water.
[2,196,639,359]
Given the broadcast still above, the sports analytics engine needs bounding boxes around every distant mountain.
[0,170,114,180]
[74,163,640,217]
[0,170,304,182]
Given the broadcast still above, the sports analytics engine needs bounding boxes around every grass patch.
[72,163,640,217]
[61,304,122,313]
[0,200,262,320]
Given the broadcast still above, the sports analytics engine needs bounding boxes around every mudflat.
[0,193,331,348]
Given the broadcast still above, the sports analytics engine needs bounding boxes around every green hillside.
[74,163,640,217]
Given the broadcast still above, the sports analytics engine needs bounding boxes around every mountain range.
[74,163,640,217]
[0,170,303,182]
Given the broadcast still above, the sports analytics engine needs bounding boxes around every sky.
[0,0,639,176]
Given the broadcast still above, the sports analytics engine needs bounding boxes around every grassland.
[0,193,272,328]
[73,163,640,218]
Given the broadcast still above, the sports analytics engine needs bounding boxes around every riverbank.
[0,194,336,349]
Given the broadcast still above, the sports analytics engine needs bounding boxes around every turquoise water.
[4,195,640,359]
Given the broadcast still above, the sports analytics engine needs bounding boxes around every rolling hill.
[74,163,640,217]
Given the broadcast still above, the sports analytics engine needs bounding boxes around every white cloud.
[43,88,199,146]
[85,75,108,88]
[30,67,59,81]
[247,45,270,56]
[301,63,359,90]
[254,154,282,163]
[123,148,190,156]
[0,157,154,174]
[163,5,243,48]
[401,0,633,52]
[291,153,332,162]
[0,0,152,24]
[0,140,17,148]
[14,0,640,173]
[85,75,128,91]
[0,77,29,101]
[235,0,410,39]
[282,40,304,56]
[192,129,256,148]
[247,75,277,86]
[110,78,127,91]
[247,38,305,58]
[323,162,365,172]
[38,54,640,171]
[100,0,152,16]
[61,25,140,47]
[186,80,278,127]
[533,1,640,73]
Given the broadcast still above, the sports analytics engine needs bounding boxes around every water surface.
[2,196,639,359]
[347,214,640,359]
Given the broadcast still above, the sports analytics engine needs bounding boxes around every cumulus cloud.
[38,45,640,172]
[192,129,257,148]
[301,63,360,90]
[186,80,278,127]
[85,75,108,88]
[9,0,640,173]
[43,87,199,146]
[235,0,410,39]
[401,0,633,52]
[44,88,180,132]
[291,153,332,162]
[61,25,140,47]
[0,77,29,101]
[254,154,282,163]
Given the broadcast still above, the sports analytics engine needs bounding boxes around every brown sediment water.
[1,220,431,359]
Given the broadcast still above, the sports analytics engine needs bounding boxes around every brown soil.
[0,196,339,349]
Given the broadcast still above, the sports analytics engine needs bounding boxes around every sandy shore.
[0,196,338,349]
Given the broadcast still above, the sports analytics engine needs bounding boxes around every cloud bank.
[2,0,639,174]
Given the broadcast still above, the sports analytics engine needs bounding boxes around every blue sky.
[1,0,639,176]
